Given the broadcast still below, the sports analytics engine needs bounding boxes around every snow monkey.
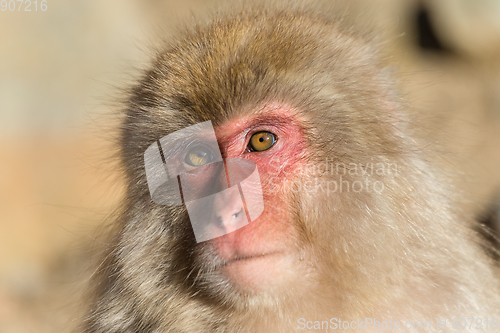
[81,4,500,333]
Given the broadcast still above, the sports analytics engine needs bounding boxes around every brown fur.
[80,4,500,333]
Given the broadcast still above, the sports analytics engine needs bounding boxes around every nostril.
[232,208,244,220]
[217,207,245,227]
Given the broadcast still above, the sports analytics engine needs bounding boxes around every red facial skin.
[211,104,308,291]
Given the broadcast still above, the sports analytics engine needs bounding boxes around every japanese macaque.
[81,4,500,333]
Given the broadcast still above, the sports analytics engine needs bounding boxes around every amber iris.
[249,131,276,152]
[184,146,213,167]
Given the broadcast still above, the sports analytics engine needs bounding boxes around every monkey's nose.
[212,186,248,233]
[184,158,264,242]
[216,207,246,232]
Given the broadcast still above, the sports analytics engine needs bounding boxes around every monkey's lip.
[222,251,282,266]
[218,251,289,290]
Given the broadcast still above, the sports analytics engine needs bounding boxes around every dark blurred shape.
[415,3,450,53]
[477,191,500,261]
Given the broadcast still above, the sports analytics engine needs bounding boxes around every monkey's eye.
[248,131,277,152]
[184,146,214,168]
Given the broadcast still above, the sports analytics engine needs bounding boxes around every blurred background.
[1,0,500,331]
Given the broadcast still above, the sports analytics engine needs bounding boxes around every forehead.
[144,12,343,125]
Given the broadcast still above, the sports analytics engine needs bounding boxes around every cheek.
[256,174,294,234]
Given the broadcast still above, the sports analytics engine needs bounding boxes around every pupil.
[259,137,264,142]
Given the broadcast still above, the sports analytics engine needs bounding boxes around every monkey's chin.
[221,252,292,292]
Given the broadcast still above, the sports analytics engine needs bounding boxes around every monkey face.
[121,10,389,299]
[143,106,312,294]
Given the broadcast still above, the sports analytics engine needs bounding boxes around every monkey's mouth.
[216,251,290,290]
[222,251,281,266]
